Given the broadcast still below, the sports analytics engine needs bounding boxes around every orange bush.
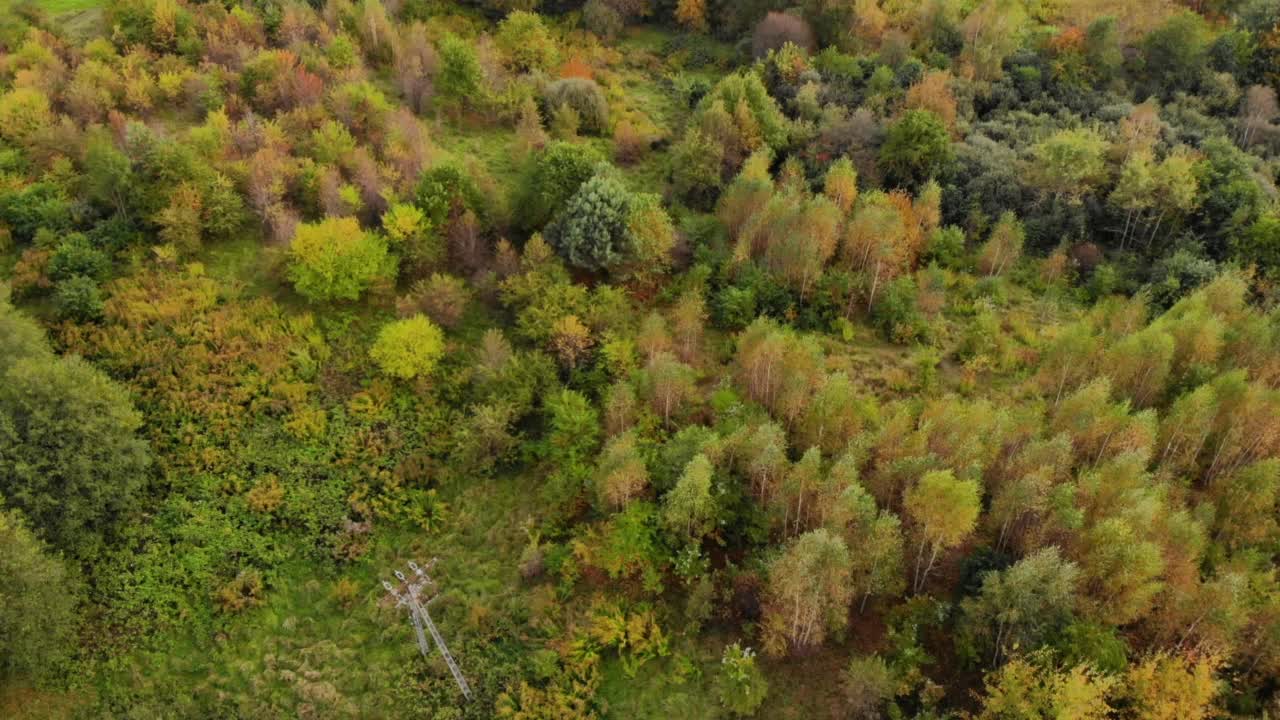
[559,56,594,80]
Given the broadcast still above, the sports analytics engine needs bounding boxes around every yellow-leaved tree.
[370,315,445,380]
[905,469,981,593]
[288,217,393,302]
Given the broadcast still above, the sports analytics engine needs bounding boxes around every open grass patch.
[7,0,102,11]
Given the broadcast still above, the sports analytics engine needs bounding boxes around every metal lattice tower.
[382,558,473,701]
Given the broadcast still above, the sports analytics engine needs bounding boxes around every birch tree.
[904,470,980,593]
[762,528,853,655]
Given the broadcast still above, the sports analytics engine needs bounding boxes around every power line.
[382,558,473,701]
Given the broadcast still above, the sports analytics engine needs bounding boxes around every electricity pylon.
[383,558,473,701]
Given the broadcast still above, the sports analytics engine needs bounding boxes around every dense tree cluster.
[1,0,1280,717]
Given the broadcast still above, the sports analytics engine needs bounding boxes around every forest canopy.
[1,0,1279,718]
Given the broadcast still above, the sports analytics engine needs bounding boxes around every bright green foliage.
[382,202,441,271]
[436,32,486,112]
[369,315,446,380]
[653,426,719,493]
[154,183,204,253]
[923,225,966,268]
[1030,128,1109,202]
[715,642,769,717]
[310,120,358,164]
[0,508,78,680]
[1235,213,1280,275]
[287,217,393,302]
[1110,150,1157,245]
[496,11,559,73]
[0,353,151,556]
[879,110,952,188]
[1150,150,1200,226]
[586,499,670,589]
[500,238,589,343]
[547,172,635,272]
[327,33,357,69]
[663,453,715,539]
[544,388,601,466]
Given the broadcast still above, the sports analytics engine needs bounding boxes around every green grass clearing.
[2,0,101,14]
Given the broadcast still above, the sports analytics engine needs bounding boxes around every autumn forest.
[2,0,1280,717]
